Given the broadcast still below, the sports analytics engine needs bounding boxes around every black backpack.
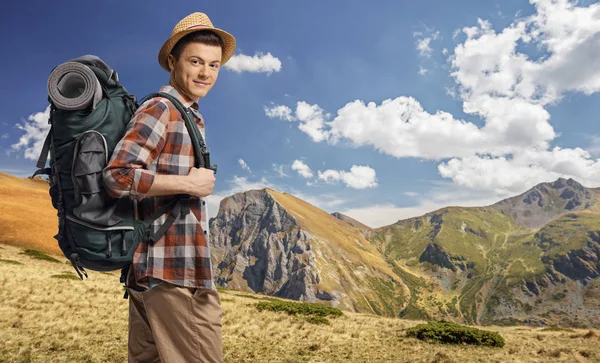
[33,55,216,285]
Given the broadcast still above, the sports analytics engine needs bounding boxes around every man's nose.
[199,65,208,78]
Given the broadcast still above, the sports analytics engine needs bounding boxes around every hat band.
[186,24,210,30]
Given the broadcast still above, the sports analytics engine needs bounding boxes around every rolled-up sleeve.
[103,99,170,201]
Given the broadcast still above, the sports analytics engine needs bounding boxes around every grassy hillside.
[0,173,60,256]
[367,180,600,327]
[2,243,599,363]
[267,189,407,316]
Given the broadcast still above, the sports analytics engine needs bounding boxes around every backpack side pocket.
[72,130,122,226]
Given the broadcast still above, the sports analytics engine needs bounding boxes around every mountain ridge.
[2,171,600,327]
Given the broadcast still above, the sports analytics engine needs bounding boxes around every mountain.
[367,177,600,328]
[2,170,600,328]
[210,177,600,328]
[209,188,407,315]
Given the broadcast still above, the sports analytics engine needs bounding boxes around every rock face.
[546,231,600,281]
[210,189,318,300]
[209,188,406,315]
[419,243,472,272]
[493,178,594,229]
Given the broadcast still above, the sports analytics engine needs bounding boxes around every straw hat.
[158,12,236,72]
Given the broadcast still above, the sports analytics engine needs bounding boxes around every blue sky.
[3,0,600,228]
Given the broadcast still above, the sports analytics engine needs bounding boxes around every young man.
[102,12,236,363]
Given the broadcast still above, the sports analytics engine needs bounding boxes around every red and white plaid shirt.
[103,85,214,290]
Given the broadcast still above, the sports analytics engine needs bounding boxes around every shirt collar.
[159,85,199,111]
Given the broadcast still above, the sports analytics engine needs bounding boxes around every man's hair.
[170,30,224,61]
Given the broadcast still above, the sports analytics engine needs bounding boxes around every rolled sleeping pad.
[47,61,103,111]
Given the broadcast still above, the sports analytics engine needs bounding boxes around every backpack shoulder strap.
[138,92,215,173]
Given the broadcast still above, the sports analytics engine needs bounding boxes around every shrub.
[405,320,505,348]
[256,300,343,317]
[51,273,81,281]
[20,249,60,263]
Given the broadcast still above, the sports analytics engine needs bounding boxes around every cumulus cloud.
[11,106,51,160]
[291,159,313,178]
[317,165,377,189]
[267,0,600,195]
[223,52,282,74]
[418,67,428,75]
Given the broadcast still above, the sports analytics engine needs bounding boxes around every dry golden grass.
[267,189,396,277]
[1,243,599,363]
[0,173,61,256]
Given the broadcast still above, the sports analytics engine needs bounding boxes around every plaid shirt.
[103,85,214,290]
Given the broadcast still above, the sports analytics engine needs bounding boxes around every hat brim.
[158,27,236,72]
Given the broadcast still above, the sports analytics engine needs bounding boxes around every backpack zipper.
[66,215,134,231]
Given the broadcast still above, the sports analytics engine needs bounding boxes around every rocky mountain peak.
[493,177,593,229]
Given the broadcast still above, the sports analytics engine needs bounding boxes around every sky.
[3,0,600,228]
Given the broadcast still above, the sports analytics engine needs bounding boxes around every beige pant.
[127,281,223,363]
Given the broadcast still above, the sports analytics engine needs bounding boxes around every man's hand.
[185,167,216,198]
[146,167,215,198]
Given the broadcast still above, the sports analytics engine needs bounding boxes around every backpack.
[32,55,216,289]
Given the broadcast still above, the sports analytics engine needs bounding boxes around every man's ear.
[167,54,176,72]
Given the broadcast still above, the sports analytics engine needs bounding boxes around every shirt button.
[202,201,206,205]
[203,230,207,234]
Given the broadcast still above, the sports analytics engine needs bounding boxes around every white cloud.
[223,52,282,74]
[418,67,428,75]
[438,146,600,195]
[238,158,251,172]
[1,133,8,139]
[415,30,440,58]
[295,102,330,142]
[11,106,51,161]
[291,159,313,178]
[317,165,377,189]
[267,102,330,142]
[269,0,600,194]
[416,38,433,57]
[264,105,295,121]
[442,48,449,56]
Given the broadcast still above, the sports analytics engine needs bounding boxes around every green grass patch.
[20,249,61,263]
[256,299,343,318]
[406,320,505,348]
[365,276,406,317]
[541,326,574,332]
[51,273,81,280]
[0,259,23,265]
